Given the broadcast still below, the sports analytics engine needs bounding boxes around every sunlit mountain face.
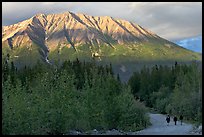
[2,11,202,82]
[175,36,202,53]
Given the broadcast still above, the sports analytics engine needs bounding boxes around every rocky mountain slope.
[2,11,201,69]
[2,12,161,50]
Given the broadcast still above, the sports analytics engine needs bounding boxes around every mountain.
[2,12,160,49]
[2,11,202,80]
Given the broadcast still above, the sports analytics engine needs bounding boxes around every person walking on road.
[166,115,170,126]
[173,116,178,125]
[179,115,183,125]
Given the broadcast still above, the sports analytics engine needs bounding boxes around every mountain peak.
[3,11,163,49]
[35,13,46,17]
[2,11,177,52]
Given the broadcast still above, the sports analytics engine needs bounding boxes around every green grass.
[2,42,202,68]
[2,43,44,68]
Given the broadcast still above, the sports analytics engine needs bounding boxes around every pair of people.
[166,115,183,125]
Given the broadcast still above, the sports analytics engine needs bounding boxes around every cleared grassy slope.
[2,43,44,68]
[2,41,201,69]
[48,43,201,63]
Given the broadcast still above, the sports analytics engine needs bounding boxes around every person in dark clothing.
[179,115,183,125]
[173,116,178,125]
[166,115,170,126]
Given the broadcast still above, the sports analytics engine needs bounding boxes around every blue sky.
[2,2,202,53]
[175,36,202,53]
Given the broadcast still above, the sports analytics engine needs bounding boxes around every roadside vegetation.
[2,57,149,135]
[128,61,202,124]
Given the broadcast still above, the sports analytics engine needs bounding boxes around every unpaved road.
[66,113,201,135]
[137,113,194,135]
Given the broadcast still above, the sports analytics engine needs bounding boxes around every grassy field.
[2,42,202,70]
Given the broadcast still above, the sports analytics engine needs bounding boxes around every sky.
[2,2,202,53]
[175,36,202,53]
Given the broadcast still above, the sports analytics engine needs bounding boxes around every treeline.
[2,59,150,135]
[128,61,202,123]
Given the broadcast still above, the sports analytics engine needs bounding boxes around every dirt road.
[137,113,194,135]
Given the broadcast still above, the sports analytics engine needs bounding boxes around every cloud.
[2,2,81,25]
[175,35,202,53]
[125,2,202,41]
[2,2,202,41]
